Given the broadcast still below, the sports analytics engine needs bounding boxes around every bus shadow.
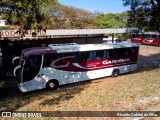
[0,76,91,111]
[136,53,160,72]
[40,81,90,106]
[0,77,20,99]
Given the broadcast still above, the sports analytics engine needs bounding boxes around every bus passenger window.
[55,59,69,66]
[129,47,138,55]
[95,51,103,60]
[103,51,109,59]
[89,52,95,61]
[43,54,57,67]
[123,48,129,57]
[109,49,119,58]
[79,52,89,62]
[72,53,78,63]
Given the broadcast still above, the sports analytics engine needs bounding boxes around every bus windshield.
[22,55,42,82]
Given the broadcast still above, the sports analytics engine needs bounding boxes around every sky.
[59,0,130,14]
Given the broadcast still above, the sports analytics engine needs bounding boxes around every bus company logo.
[143,39,154,43]
[102,58,130,65]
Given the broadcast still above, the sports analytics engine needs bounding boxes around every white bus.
[13,42,139,92]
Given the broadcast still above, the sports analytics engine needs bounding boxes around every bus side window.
[122,48,129,57]
[43,54,57,67]
[95,51,103,60]
[55,58,70,66]
[152,35,156,38]
[89,51,95,61]
[109,49,119,58]
[130,47,138,56]
[72,52,78,63]
[79,52,90,62]
[103,50,109,59]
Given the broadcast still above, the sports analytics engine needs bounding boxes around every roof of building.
[46,28,136,36]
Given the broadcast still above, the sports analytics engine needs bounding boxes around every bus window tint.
[152,35,156,38]
[23,55,42,82]
[103,50,109,59]
[95,51,103,60]
[55,58,71,66]
[122,48,129,57]
[79,52,89,62]
[72,52,78,63]
[129,47,138,56]
[54,53,74,66]
[89,52,95,61]
[43,54,57,67]
[142,34,145,38]
[109,49,119,58]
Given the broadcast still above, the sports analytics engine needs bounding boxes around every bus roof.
[48,42,139,53]
[22,42,139,58]
[22,47,56,59]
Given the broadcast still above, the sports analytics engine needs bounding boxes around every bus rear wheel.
[112,69,119,77]
[46,80,59,90]
[158,44,160,47]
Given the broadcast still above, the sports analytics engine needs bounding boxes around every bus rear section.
[142,38,160,46]
[131,33,160,46]
[131,34,145,44]
[13,42,139,92]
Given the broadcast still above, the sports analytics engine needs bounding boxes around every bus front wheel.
[112,69,119,77]
[46,80,59,90]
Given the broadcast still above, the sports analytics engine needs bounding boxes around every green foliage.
[0,0,55,31]
[0,0,98,30]
[49,4,98,29]
[123,0,160,32]
[96,12,128,28]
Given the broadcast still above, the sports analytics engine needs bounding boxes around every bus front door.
[22,55,42,91]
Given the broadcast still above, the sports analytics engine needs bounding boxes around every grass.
[123,69,160,96]
[1,68,159,112]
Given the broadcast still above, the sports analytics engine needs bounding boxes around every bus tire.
[46,80,59,90]
[158,44,160,47]
[112,69,119,77]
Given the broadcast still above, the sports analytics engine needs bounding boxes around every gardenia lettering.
[102,58,130,64]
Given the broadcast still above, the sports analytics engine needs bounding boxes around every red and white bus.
[13,42,139,92]
[131,32,160,47]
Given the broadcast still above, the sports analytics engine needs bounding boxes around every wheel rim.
[114,71,118,76]
[49,82,55,88]
[112,70,119,77]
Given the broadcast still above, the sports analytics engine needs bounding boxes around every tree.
[123,0,160,32]
[0,0,56,32]
[49,4,98,29]
[96,12,128,28]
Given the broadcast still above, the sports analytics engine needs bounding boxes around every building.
[0,19,7,26]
